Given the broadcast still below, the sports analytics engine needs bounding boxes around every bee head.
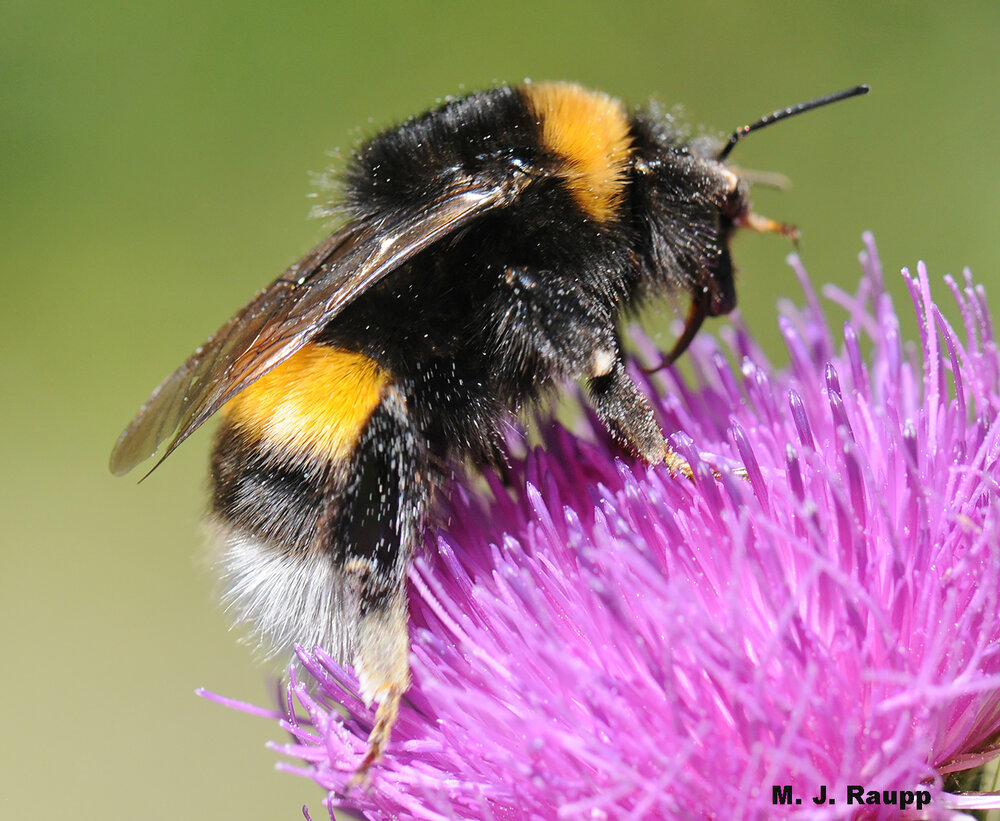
[640,85,868,369]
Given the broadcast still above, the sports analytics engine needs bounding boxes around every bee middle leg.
[586,357,692,478]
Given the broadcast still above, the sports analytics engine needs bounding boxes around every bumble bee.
[111,81,868,777]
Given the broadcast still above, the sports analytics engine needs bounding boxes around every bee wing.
[111,182,523,477]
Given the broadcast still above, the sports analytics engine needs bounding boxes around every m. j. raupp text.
[772,784,931,809]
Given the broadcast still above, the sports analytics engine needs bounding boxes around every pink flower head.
[205,235,1000,819]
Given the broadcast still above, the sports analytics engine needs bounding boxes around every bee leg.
[348,593,410,788]
[587,357,693,479]
[332,386,428,784]
[353,681,406,785]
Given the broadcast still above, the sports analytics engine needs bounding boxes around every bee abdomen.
[208,345,428,683]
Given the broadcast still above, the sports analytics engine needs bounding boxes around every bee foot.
[663,447,749,483]
[346,684,404,790]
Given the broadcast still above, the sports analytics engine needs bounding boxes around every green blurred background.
[4,2,1000,818]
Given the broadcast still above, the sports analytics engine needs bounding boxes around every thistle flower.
[205,234,1000,819]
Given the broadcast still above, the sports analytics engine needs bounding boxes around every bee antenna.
[716,84,869,162]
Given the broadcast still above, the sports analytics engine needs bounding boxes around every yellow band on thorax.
[522,82,632,223]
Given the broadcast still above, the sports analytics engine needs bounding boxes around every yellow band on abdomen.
[222,344,388,462]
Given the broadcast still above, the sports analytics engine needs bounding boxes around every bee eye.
[722,186,750,223]
[705,245,737,316]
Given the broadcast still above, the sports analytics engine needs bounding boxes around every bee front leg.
[586,356,693,478]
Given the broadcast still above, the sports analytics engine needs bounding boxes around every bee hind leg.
[347,596,410,787]
[332,385,428,784]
